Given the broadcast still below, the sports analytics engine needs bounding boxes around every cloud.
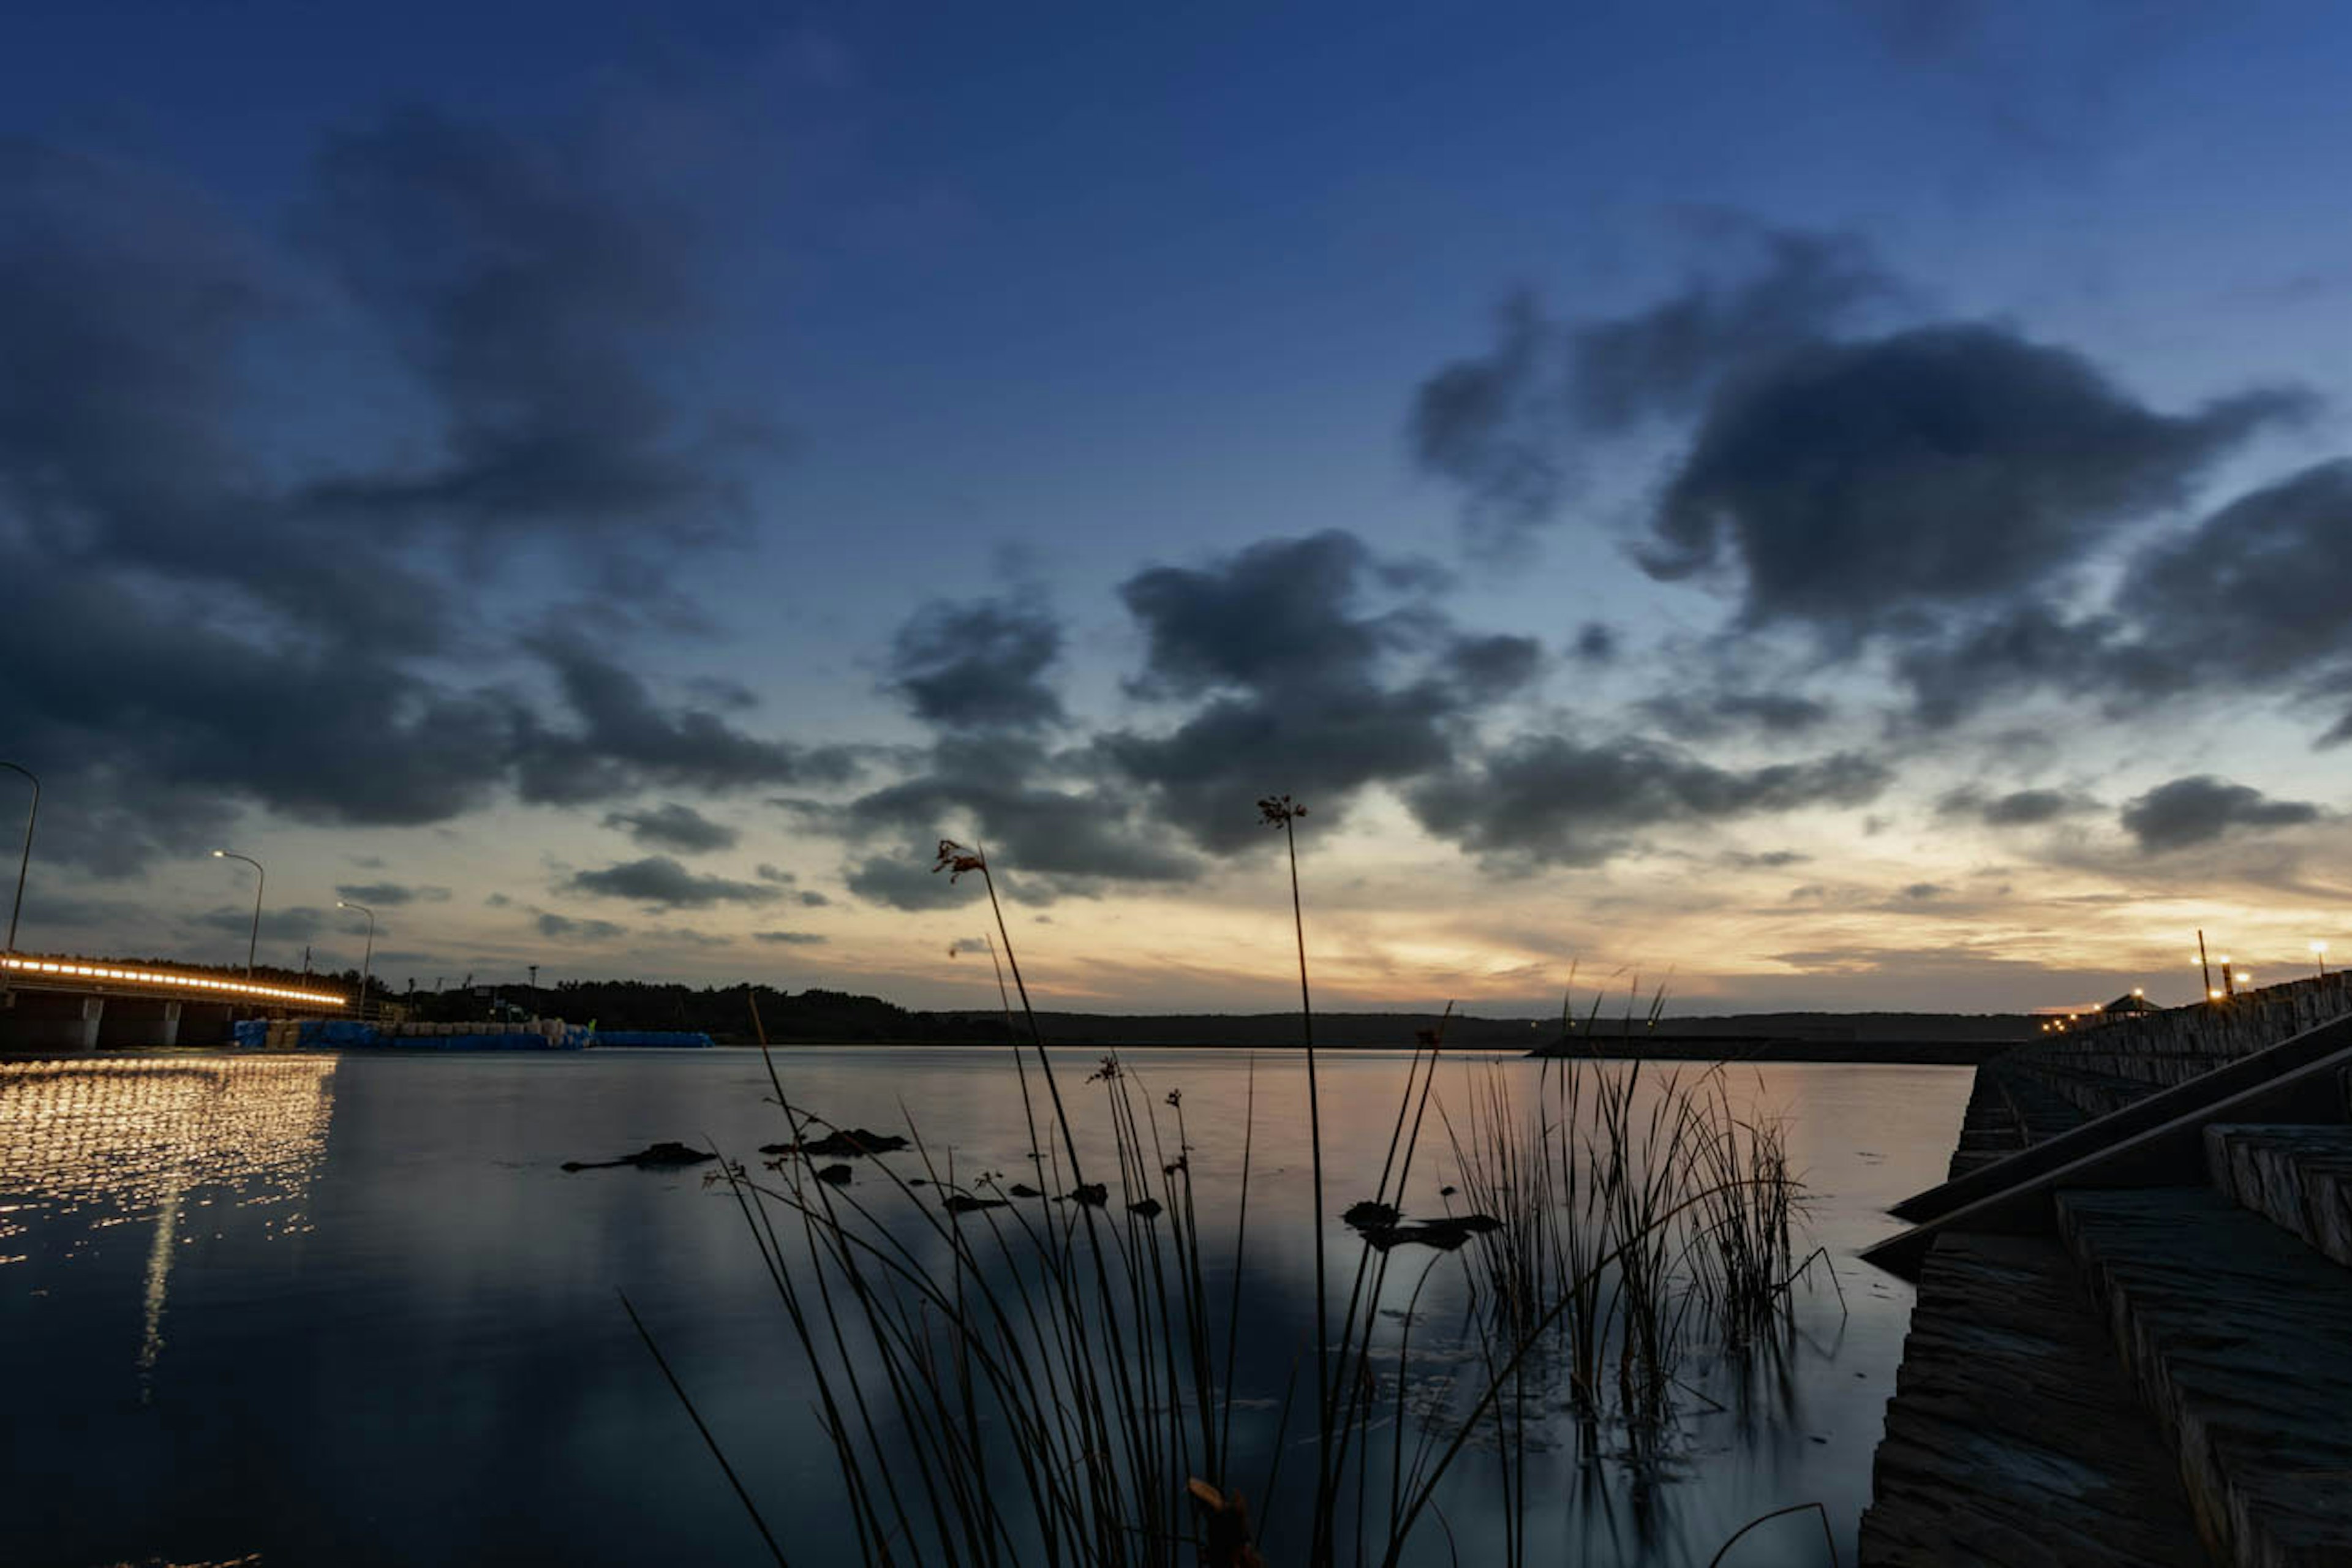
[888,598,1066,731]
[293,108,750,557]
[1637,688,1832,741]
[1937,785,2099,827]
[755,864,796,883]
[333,883,453,907]
[843,851,984,911]
[536,912,629,941]
[827,734,1200,891]
[513,635,861,805]
[1409,228,1900,548]
[752,930,828,946]
[0,120,825,873]
[190,904,328,946]
[603,802,741,853]
[1721,849,1809,869]
[1890,461,2352,736]
[2115,461,2352,731]
[1101,532,1526,852]
[795,890,831,907]
[2119,775,2323,853]
[1406,736,1893,867]
[565,855,783,908]
[1640,324,2306,635]
[1570,624,1619,663]
[646,926,734,947]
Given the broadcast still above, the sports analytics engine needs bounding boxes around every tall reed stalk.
[650,806,1830,1568]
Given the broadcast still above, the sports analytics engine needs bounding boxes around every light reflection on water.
[1,1056,337,1412]
[0,1049,1966,1568]
[0,1056,338,1255]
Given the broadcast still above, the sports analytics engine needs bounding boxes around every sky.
[5,0,2351,1016]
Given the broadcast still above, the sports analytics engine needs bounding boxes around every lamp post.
[338,900,376,1019]
[1,762,36,956]
[2314,941,2329,980]
[213,850,265,979]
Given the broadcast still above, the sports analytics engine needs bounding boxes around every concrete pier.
[1861,978,2352,1567]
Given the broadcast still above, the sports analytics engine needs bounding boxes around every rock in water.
[814,1163,854,1185]
[561,1140,717,1172]
[943,1193,1009,1215]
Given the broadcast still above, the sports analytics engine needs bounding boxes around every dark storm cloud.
[1572,228,1901,429]
[537,912,628,941]
[565,856,783,909]
[191,904,329,945]
[1410,229,1899,547]
[2114,461,2352,734]
[1119,532,1422,698]
[295,109,748,554]
[752,930,828,946]
[602,802,741,854]
[2119,775,2322,853]
[1640,325,2305,634]
[795,890,831,907]
[333,883,453,907]
[1887,460,2352,735]
[843,853,984,912]
[1570,624,1619,663]
[1721,849,1809,869]
[0,120,821,873]
[1636,688,1832,741]
[1890,601,2122,728]
[1406,737,1893,868]
[513,636,859,805]
[1937,785,2098,826]
[1100,532,1533,852]
[828,532,1526,891]
[888,598,1067,731]
[1440,635,1545,700]
[828,736,1200,892]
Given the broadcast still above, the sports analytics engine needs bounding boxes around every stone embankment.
[1860,976,2352,1568]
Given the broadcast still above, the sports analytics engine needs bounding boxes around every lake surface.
[0,1047,1969,1567]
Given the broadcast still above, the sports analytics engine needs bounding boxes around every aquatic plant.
[644,809,1830,1568]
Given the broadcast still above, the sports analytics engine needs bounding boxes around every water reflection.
[0,1056,338,1387]
[0,1051,1956,1567]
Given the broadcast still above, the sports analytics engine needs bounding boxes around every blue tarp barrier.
[586,1030,717,1049]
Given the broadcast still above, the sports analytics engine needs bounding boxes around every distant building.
[2100,991,2159,1016]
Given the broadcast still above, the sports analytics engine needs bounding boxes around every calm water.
[0,1047,1969,1567]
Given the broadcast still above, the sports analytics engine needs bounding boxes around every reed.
[648,805,1834,1567]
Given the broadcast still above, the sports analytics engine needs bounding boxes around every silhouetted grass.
[646,809,1834,1567]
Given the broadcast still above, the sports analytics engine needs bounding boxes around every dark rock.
[1009,1183,1043,1198]
[760,1127,911,1159]
[1352,1213,1502,1251]
[814,1163,854,1185]
[1067,1183,1109,1207]
[943,1193,1009,1215]
[1342,1200,1401,1231]
[1128,1198,1164,1219]
[561,1140,717,1172]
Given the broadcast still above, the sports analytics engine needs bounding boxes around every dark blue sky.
[6,2,2350,1011]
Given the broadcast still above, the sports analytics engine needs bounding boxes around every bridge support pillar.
[159,1000,182,1048]
[77,996,104,1052]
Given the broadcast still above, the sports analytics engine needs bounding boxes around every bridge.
[0,954,347,1050]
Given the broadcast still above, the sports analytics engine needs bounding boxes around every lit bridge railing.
[0,955,346,1008]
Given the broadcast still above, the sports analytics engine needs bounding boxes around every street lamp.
[1,762,36,956]
[213,849,266,979]
[338,900,376,1019]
